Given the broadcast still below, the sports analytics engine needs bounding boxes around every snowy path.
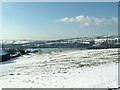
[0,48,118,88]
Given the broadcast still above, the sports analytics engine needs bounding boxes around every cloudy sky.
[2,2,118,40]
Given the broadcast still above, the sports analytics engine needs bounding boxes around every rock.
[17,73,20,75]
[58,71,60,73]
[10,73,14,76]
[63,71,67,73]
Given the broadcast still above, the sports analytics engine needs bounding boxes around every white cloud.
[111,17,118,24]
[58,15,118,26]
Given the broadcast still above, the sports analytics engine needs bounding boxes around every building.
[0,49,10,62]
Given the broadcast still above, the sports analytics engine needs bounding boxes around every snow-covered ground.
[0,48,119,88]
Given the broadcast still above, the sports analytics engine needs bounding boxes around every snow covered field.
[0,48,119,88]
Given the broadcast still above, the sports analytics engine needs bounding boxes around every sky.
[1,0,120,2]
[1,2,118,40]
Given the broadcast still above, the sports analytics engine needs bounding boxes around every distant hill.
[1,34,120,49]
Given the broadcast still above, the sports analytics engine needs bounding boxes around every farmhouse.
[0,49,10,62]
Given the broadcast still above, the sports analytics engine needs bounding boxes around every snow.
[0,48,118,88]
[2,40,35,44]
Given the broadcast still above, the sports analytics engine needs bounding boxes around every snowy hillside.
[0,48,118,88]
[2,35,119,45]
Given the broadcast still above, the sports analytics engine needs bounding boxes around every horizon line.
[0,34,118,41]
